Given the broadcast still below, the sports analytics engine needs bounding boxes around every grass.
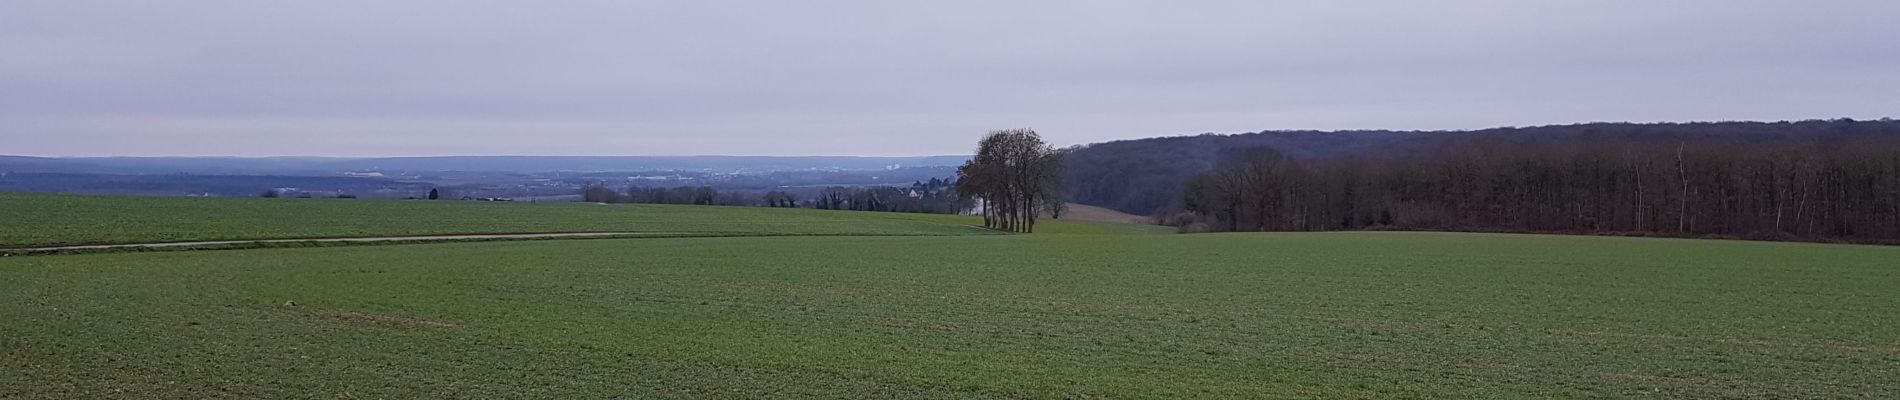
[4,231,1897,398]
[0,193,1163,247]
[0,193,1162,248]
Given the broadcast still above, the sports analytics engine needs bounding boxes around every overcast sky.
[3,1,1896,157]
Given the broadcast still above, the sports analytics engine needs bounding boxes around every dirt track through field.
[2,232,667,254]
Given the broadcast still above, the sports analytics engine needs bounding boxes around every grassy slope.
[0,193,1096,247]
[4,232,1896,398]
[1060,203,1152,224]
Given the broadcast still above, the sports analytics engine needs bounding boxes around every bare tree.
[958,129,1064,233]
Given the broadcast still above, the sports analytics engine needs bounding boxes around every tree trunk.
[1676,142,1690,234]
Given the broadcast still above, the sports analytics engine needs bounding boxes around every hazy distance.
[3,1,1897,157]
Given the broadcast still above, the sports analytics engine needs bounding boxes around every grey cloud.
[2,0,1896,156]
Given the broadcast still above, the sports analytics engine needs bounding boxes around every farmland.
[4,223,1897,398]
[0,192,1026,247]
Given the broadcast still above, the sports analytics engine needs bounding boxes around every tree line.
[582,184,738,205]
[812,178,971,214]
[580,179,972,214]
[1174,132,1900,243]
[1066,119,1900,216]
[955,129,1065,232]
[575,128,1072,233]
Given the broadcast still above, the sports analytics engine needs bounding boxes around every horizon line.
[9,117,1894,158]
[1,154,978,160]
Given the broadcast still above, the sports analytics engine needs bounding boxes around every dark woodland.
[1062,119,1900,242]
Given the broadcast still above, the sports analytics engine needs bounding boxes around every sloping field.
[4,231,1896,398]
[0,193,1032,247]
[1060,203,1152,224]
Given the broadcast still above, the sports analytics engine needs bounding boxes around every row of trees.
[580,180,972,214]
[582,185,738,205]
[956,129,1066,232]
[1178,135,1900,242]
[812,179,970,214]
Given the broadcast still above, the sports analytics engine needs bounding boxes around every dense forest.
[1103,119,1900,242]
[1065,119,1900,215]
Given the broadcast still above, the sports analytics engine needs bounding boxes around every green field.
[0,193,1049,247]
[5,210,1897,398]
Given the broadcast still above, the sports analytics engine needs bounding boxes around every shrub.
[1178,222,1211,234]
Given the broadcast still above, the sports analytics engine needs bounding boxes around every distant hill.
[317,155,971,173]
[0,156,120,174]
[1063,119,1900,215]
[0,173,431,197]
[0,155,971,175]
